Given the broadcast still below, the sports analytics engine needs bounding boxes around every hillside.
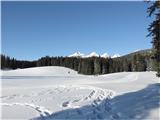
[1,66,78,76]
[120,49,153,60]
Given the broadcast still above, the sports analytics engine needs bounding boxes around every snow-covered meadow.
[1,66,160,120]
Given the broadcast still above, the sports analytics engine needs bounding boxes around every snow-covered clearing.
[1,66,160,120]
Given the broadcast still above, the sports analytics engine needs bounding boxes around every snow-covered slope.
[1,66,78,76]
[85,52,99,57]
[68,52,123,58]
[68,52,110,58]
[68,52,84,58]
[1,66,159,120]
[111,54,120,58]
[101,53,110,58]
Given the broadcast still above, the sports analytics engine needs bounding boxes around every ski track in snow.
[61,86,115,109]
[1,85,116,120]
[0,102,52,118]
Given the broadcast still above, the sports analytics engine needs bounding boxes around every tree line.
[1,55,36,69]
[0,52,156,75]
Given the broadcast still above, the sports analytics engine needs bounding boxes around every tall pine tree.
[148,1,160,77]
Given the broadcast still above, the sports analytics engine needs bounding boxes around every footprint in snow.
[62,101,70,107]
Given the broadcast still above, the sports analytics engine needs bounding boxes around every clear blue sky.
[2,1,153,60]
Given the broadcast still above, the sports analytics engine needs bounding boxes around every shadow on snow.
[33,83,160,120]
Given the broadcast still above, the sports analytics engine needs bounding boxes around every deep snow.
[0,66,160,120]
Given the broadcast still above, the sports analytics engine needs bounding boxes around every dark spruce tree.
[148,1,160,77]
[1,54,36,69]
[93,57,101,75]
[132,54,147,72]
[78,58,94,75]
[101,58,110,74]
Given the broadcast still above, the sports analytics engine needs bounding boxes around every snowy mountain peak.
[68,52,84,57]
[111,54,120,58]
[85,52,99,57]
[69,52,120,58]
[101,53,110,58]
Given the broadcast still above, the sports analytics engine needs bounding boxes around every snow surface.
[68,52,122,58]
[111,54,121,58]
[85,52,99,58]
[101,53,110,58]
[68,52,85,58]
[1,66,160,120]
[68,52,111,58]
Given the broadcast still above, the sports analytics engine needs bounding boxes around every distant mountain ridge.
[68,49,152,59]
[68,52,119,58]
[120,49,153,60]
